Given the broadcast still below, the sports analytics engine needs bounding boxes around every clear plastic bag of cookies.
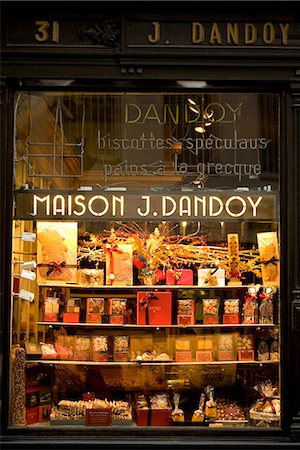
[218,333,235,352]
[192,393,205,422]
[224,298,240,315]
[237,334,254,351]
[203,298,220,316]
[109,298,127,315]
[177,299,194,316]
[257,339,269,361]
[171,393,185,422]
[114,335,129,352]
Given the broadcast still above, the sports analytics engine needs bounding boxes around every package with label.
[204,385,217,419]
[257,339,269,361]
[242,286,259,324]
[39,403,52,422]
[237,334,254,361]
[40,343,57,359]
[135,393,171,426]
[177,299,195,325]
[37,222,77,283]
[192,393,205,423]
[257,232,280,286]
[63,298,81,323]
[74,336,91,361]
[171,393,185,423]
[223,298,240,324]
[137,291,172,325]
[196,335,214,362]
[77,268,104,286]
[25,342,42,360]
[109,298,127,324]
[55,335,74,360]
[270,337,279,361]
[259,287,276,324]
[175,338,192,362]
[166,268,193,286]
[44,296,60,321]
[203,298,220,324]
[92,336,108,362]
[250,380,280,423]
[198,268,225,287]
[113,336,130,361]
[217,333,236,361]
[86,298,105,323]
[150,393,172,426]
[106,243,133,286]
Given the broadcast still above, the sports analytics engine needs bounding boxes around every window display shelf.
[26,359,279,366]
[37,321,276,329]
[37,283,264,290]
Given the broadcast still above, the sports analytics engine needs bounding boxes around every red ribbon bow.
[229,270,245,280]
[140,292,158,309]
[47,261,66,277]
[169,268,182,284]
[105,243,123,285]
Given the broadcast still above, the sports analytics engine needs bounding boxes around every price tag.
[21,269,36,281]
[22,232,36,242]
[19,289,34,302]
[21,260,37,270]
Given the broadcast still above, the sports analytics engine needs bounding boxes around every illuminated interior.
[11,92,280,429]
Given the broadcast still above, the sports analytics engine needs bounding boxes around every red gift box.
[238,350,255,361]
[39,403,51,422]
[166,269,193,286]
[203,315,219,324]
[44,313,58,322]
[177,315,195,325]
[223,313,240,324]
[63,313,80,323]
[135,403,171,426]
[109,315,125,324]
[217,350,235,361]
[26,407,39,425]
[196,350,213,362]
[26,387,39,408]
[175,351,192,362]
[137,292,172,325]
[114,351,129,361]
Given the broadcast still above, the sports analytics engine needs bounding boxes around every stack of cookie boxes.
[25,385,52,425]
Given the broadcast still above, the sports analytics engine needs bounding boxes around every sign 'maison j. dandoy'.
[14,191,276,221]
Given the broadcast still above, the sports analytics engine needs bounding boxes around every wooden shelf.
[37,321,276,328]
[37,283,254,290]
[26,359,279,366]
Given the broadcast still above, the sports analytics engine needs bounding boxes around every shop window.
[11,92,281,430]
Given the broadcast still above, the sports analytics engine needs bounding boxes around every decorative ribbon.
[258,393,277,415]
[228,270,245,280]
[169,268,182,285]
[261,257,279,266]
[140,292,159,325]
[105,243,123,285]
[46,261,66,276]
[204,268,218,286]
